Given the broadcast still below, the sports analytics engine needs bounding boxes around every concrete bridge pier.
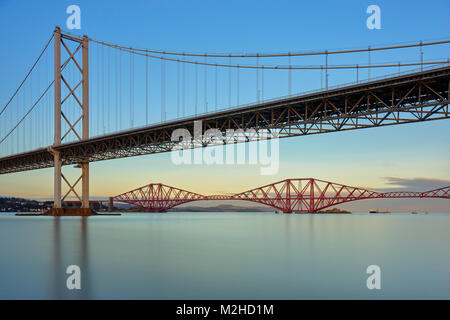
[108,197,114,211]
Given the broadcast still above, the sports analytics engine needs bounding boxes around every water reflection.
[50,217,90,299]
[80,217,89,299]
[51,217,61,298]
[1,212,450,299]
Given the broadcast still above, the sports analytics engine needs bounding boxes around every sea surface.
[0,211,449,299]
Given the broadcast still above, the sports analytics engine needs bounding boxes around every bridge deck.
[1,66,449,174]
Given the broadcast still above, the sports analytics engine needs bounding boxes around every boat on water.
[411,211,418,214]
[369,209,391,214]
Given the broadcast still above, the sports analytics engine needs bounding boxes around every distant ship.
[369,209,391,214]
[411,211,418,214]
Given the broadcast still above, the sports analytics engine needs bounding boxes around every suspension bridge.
[0,27,449,215]
[111,178,450,213]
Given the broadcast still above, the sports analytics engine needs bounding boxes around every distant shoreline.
[101,206,352,214]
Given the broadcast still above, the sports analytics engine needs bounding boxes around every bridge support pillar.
[108,197,114,211]
[53,27,62,209]
[81,161,89,209]
[53,151,62,208]
[50,27,92,215]
[81,34,90,209]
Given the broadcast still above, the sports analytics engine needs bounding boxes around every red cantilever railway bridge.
[112,178,450,213]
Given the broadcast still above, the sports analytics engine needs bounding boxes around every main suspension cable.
[85,33,450,58]
[0,34,54,117]
[0,81,54,146]
[91,42,449,70]
[60,29,450,70]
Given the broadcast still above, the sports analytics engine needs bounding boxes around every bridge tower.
[49,27,91,215]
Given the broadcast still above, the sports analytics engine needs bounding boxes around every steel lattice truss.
[113,178,450,213]
[114,183,204,212]
[0,66,449,175]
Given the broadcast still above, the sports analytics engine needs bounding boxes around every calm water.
[0,212,449,299]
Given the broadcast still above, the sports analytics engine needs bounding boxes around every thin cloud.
[378,177,450,192]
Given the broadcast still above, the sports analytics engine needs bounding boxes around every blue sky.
[0,0,449,211]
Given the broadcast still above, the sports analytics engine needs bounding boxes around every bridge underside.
[0,66,449,174]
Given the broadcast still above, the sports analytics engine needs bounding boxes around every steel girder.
[1,66,449,175]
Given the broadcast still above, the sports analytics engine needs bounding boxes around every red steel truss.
[113,178,450,213]
[114,183,204,212]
